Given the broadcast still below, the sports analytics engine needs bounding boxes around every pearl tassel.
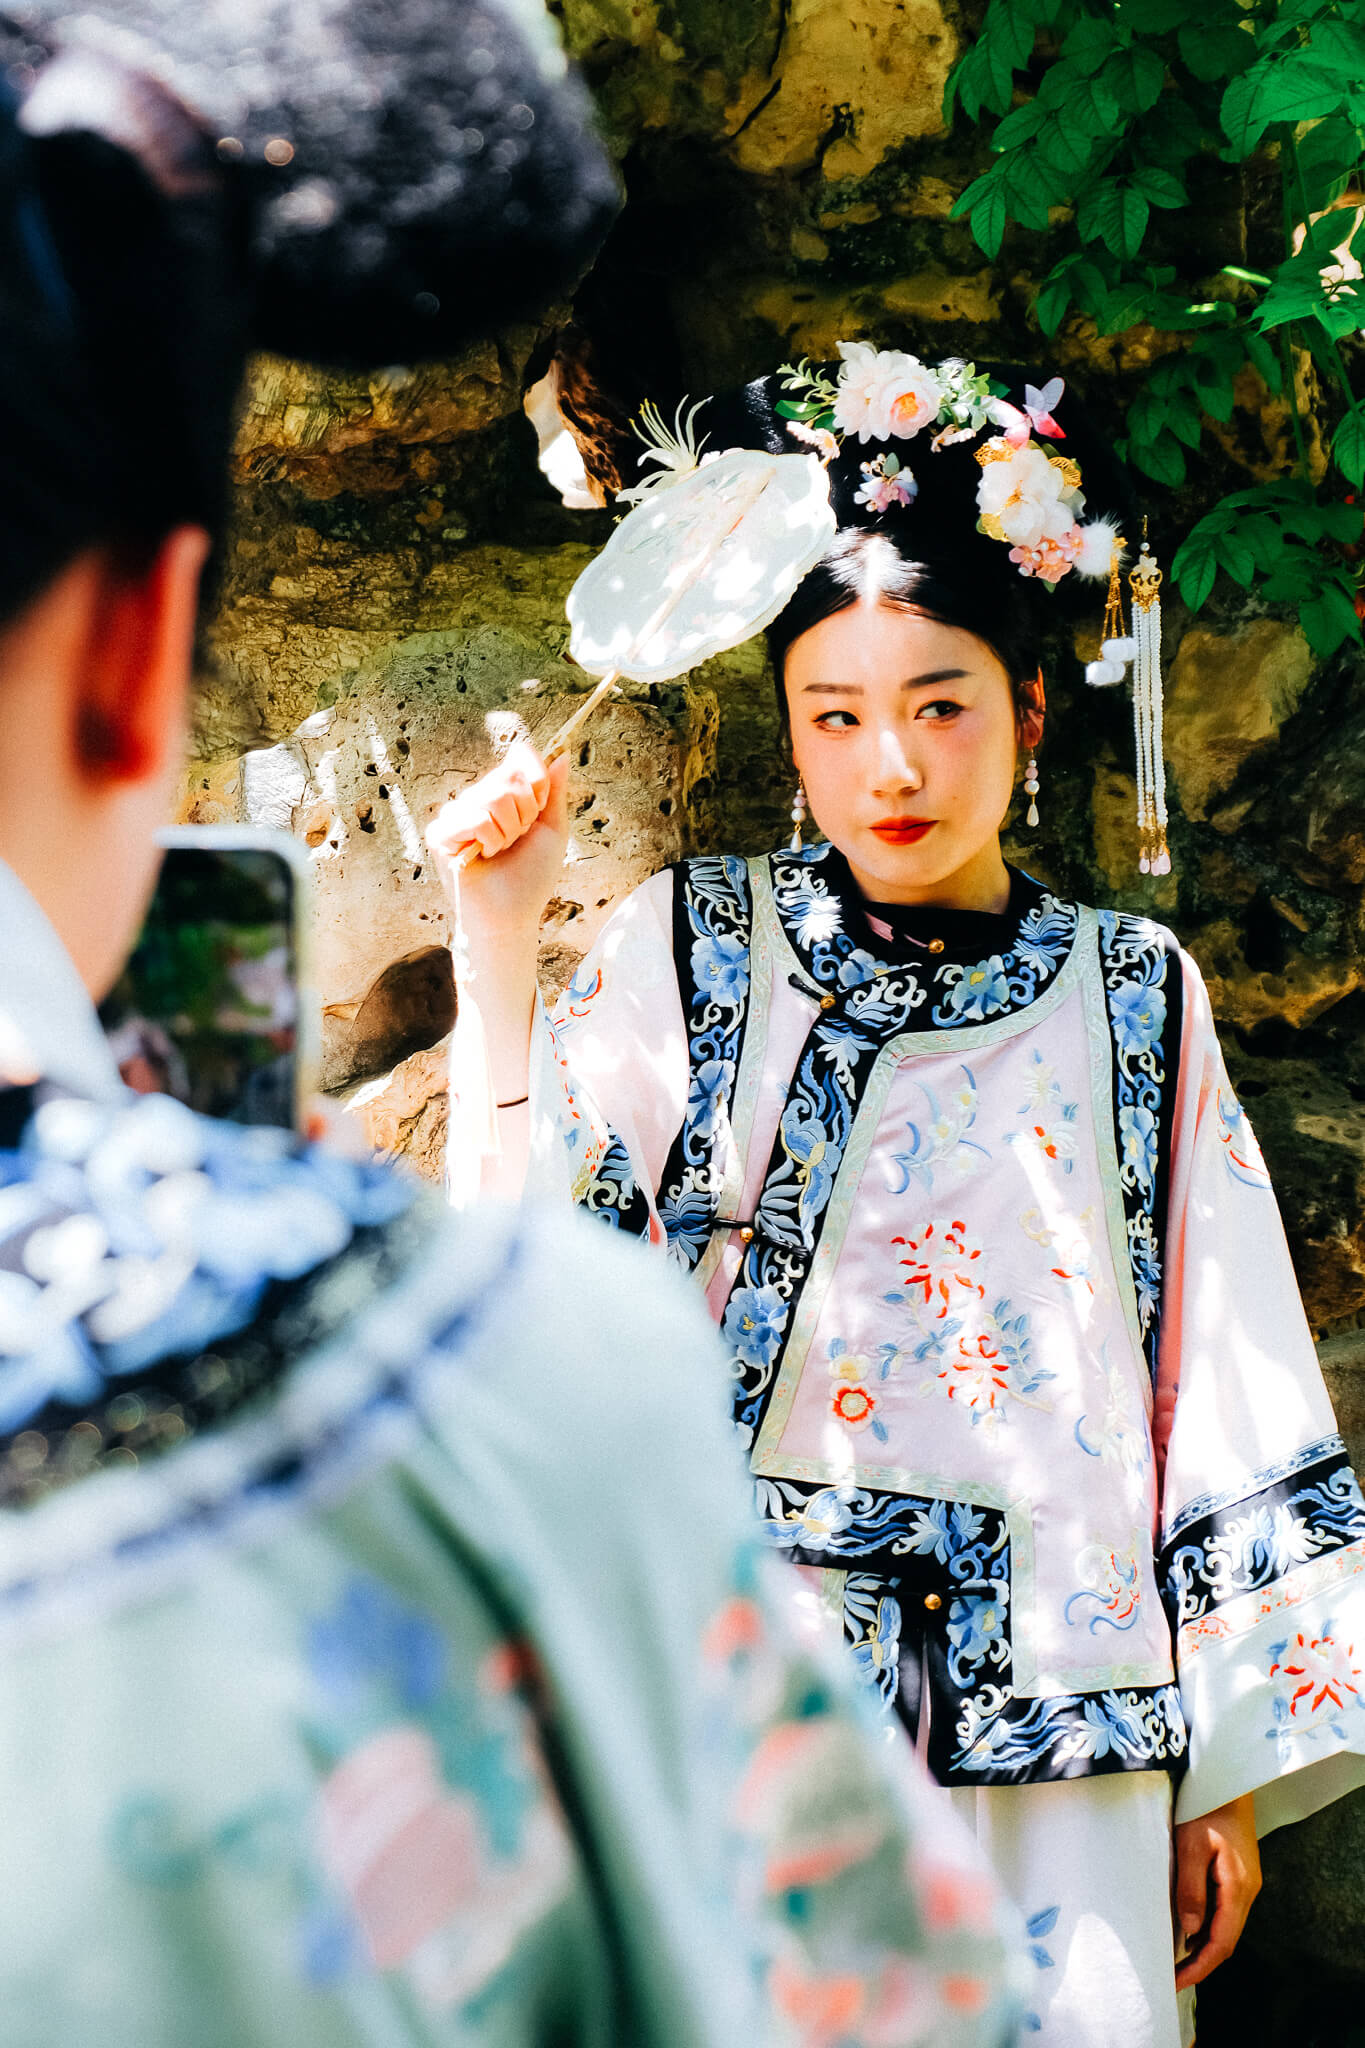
[790,778,808,852]
[1130,540,1170,877]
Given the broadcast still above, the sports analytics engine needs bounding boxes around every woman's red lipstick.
[869,817,934,845]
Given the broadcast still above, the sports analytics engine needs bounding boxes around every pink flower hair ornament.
[765,344,1118,592]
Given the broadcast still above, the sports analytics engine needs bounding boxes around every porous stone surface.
[181,617,693,1089]
[193,4,1365,2013]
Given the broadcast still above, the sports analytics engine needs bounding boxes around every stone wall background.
[182,2,1365,2027]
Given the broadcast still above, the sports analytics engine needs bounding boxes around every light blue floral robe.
[0,842,1021,2048]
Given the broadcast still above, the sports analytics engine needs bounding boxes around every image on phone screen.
[100,834,306,1130]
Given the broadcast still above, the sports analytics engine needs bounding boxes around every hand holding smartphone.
[100,826,316,1131]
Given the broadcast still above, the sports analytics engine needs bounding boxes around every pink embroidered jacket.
[453,842,1365,1829]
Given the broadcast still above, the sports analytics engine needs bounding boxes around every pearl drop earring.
[790,777,808,851]
[1024,756,1040,829]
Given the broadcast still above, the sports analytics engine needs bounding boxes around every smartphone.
[100,826,315,1131]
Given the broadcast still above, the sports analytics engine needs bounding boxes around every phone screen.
[100,836,305,1129]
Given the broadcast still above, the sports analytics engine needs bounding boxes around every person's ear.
[1016,667,1046,754]
[70,526,209,786]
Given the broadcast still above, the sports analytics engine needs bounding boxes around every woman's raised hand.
[426,741,571,937]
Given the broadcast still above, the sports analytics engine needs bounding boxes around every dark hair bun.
[0,1,618,621]
[13,0,619,364]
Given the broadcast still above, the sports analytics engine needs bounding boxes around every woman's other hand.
[425,741,570,938]
[1173,1792,1261,1990]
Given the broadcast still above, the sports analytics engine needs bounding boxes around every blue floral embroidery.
[936,954,1012,1023]
[687,1058,736,1141]
[755,1471,1186,1785]
[1160,1442,1365,1630]
[1118,1102,1158,1192]
[844,1575,902,1712]
[691,929,750,1006]
[723,1283,789,1370]
[1109,975,1167,1058]
[953,1683,1185,1777]
[887,1068,989,1195]
[946,1582,1010,1687]
[655,857,754,1270]
[1097,911,1177,1384]
[1014,897,1077,978]
[1266,1620,1365,1762]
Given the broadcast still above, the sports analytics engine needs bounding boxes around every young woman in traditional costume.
[434,346,1365,2048]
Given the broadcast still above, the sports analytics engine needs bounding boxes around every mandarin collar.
[814,844,1050,968]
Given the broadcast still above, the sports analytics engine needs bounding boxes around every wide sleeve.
[1156,948,1365,1832]
[448,869,690,1239]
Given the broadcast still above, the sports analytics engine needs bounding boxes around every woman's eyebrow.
[903,667,970,688]
[800,667,971,695]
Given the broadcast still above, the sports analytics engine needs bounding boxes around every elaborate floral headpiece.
[575,339,1170,877]
[624,340,1124,592]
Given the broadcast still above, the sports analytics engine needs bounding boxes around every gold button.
[923,1592,943,1613]
[819,993,836,1010]
[928,938,945,955]
[739,1226,754,1243]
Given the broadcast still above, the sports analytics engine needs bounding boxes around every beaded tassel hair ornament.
[1084,523,1171,876]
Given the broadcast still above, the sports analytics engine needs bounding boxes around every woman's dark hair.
[766,527,1044,712]
[0,2,618,629]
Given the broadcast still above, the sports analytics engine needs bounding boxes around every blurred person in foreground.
[0,5,1021,2045]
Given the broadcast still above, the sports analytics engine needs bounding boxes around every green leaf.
[1096,283,1159,334]
[1214,533,1257,585]
[1332,411,1365,487]
[1168,407,1204,451]
[1295,115,1361,212]
[983,0,1039,73]
[1178,21,1256,84]
[1243,329,1284,393]
[1033,111,1104,182]
[1077,179,1149,260]
[1062,15,1123,78]
[1128,166,1188,209]
[1299,580,1362,659]
[1035,266,1076,338]
[992,98,1047,151]
[1104,45,1166,115]
[1171,532,1220,610]
[1061,69,1127,138]
[1221,57,1344,157]
[1305,19,1365,80]
[971,179,1010,259]
[1001,146,1065,226]
[1254,252,1336,330]
[1131,428,1187,487]
[1132,0,1197,30]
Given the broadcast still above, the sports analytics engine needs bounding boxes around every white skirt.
[944,1774,1196,2048]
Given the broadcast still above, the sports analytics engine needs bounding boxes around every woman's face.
[784,595,1032,906]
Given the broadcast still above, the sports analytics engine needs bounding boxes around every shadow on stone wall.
[181,3,1365,2022]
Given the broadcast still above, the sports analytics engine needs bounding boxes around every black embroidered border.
[756,1472,1184,1786]
[654,855,754,1269]
[1158,1438,1365,1633]
[1095,911,1183,1389]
